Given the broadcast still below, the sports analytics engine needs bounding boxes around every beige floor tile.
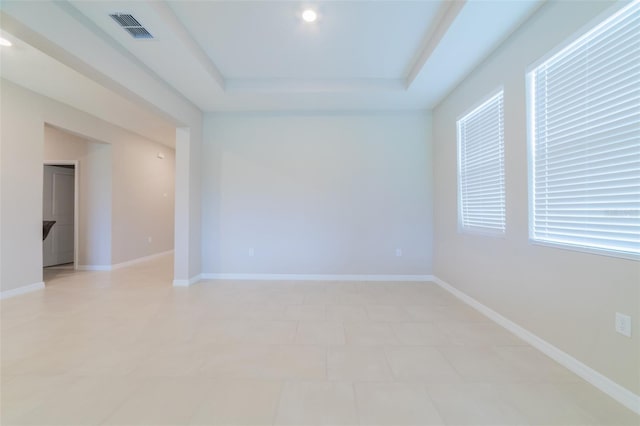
[385,346,462,383]
[343,321,398,345]
[496,383,602,425]
[330,291,378,305]
[199,344,327,380]
[2,338,105,376]
[426,383,528,425]
[357,287,390,304]
[438,346,526,383]
[1,317,78,344]
[370,290,419,306]
[102,377,209,425]
[284,304,326,321]
[0,375,77,424]
[205,303,285,320]
[389,286,457,306]
[366,305,411,322]
[136,316,200,343]
[493,345,581,383]
[263,291,306,305]
[303,292,334,305]
[12,376,138,425]
[2,257,635,426]
[354,382,444,425]
[71,343,150,376]
[437,322,526,346]
[326,282,360,293]
[326,305,368,321]
[1,335,59,373]
[275,381,358,426]
[326,305,368,322]
[194,319,297,344]
[327,346,392,381]
[392,322,451,346]
[190,379,282,425]
[552,381,640,426]
[130,343,208,377]
[404,304,489,322]
[296,321,346,345]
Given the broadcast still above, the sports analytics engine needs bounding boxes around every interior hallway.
[1,254,637,425]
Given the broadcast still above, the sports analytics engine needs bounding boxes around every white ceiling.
[167,1,443,80]
[0,30,177,147]
[0,0,543,114]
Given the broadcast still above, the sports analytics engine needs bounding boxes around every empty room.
[0,0,638,425]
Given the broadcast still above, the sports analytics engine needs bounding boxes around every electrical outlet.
[615,313,631,337]
[395,248,402,257]
[248,248,255,257]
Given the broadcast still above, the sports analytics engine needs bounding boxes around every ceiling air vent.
[109,13,153,39]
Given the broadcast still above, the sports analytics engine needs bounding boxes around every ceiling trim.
[226,78,406,93]
[152,1,226,91]
[427,0,546,110]
[405,0,466,89]
[0,10,184,128]
[1,0,543,112]
[50,1,201,124]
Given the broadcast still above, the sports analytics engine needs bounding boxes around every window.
[457,91,506,234]
[528,1,640,258]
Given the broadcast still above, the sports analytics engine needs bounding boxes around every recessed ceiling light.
[302,9,317,23]
[0,37,12,47]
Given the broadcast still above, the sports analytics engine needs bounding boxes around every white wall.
[432,1,639,395]
[0,79,175,292]
[1,80,44,292]
[173,126,203,285]
[44,124,112,267]
[111,132,175,265]
[1,2,205,285]
[202,112,432,276]
[83,143,112,266]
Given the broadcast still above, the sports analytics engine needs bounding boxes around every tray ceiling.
[0,0,543,112]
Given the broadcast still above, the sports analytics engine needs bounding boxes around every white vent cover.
[109,13,153,39]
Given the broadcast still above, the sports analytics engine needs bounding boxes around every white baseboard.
[0,281,45,300]
[111,250,174,270]
[76,265,111,271]
[174,273,433,288]
[77,250,174,272]
[173,274,202,287]
[201,273,434,282]
[431,275,640,415]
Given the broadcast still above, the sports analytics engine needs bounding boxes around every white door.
[43,165,75,267]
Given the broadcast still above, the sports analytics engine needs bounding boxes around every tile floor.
[1,255,637,425]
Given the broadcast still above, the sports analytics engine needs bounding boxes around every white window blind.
[529,1,640,258]
[457,91,506,234]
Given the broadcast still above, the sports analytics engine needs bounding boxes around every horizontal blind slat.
[458,91,505,234]
[530,1,640,257]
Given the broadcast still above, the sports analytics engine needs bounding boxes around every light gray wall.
[111,133,175,264]
[1,80,45,291]
[432,1,639,394]
[44,124,112,267]
[174,126,203,283]
[83,143,112,266]
[0,79,175,292]
[202,112,433,275]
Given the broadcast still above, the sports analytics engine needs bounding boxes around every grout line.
[270,380,286,426]
[351,381,363,426]
[380,343,399,382]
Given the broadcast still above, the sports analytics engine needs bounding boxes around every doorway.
[42,162,79,271]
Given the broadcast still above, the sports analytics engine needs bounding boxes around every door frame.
[43,160,79,270]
